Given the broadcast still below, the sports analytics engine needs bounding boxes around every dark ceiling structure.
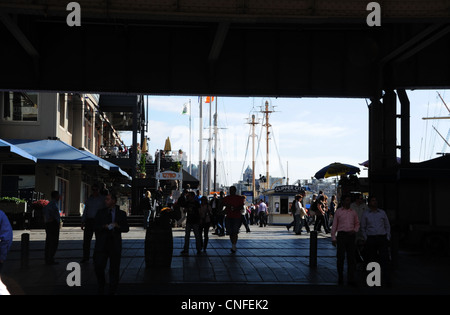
[1,0,450,98]
[1,0,450,248]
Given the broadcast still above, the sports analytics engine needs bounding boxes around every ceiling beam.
[0,12,39,77]
[379,23,443,66]
[208,22,230,63]
[394,24,450,63]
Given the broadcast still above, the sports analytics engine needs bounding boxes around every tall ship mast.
[260,100,276,190]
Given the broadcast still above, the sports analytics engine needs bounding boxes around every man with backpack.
[309,194,318,226]
[286,195,299,232]
[296,194,310,234]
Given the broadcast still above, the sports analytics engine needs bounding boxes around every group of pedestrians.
[0,183,392,294]
[81,188,392,289]
[209,192,264,236]
[286,191,337,235]
[285,191,391,287]
[80,184,130,295]
[310,191,335,233]
[177,186,246,255]
[330,194,391,286]
[41,184,130,295]
[286,193,310,234]
[0,190,64,295]
[0,183,130,295]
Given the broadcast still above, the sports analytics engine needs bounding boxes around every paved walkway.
[2,225,450,295]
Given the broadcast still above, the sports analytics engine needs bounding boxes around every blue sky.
[120,90,450,186]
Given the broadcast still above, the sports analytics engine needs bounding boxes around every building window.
[84,107,93,151]
[67,94,73,134]
[3,92,39,122]
[59,93,66,128]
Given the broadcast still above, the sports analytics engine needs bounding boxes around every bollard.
[309,230,317,268]
[21,233,30,269]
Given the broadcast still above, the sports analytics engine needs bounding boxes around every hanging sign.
[155,171,182,180]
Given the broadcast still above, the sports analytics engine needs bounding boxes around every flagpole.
[199,97,203,194]
[208,98,212,195]
[189,99,192,175]
[213,97,218,192]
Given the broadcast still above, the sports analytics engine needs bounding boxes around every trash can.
[145,208,174,268]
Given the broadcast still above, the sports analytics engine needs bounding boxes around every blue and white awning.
[6,139,130,180]
[0,139,37,163]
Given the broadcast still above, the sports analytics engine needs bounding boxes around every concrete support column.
[383,90,398,169]
[368,90,398,216]
[397,89,411,166]
[131,101,139,215]
[72,94,84,150]
[368,97,383,182]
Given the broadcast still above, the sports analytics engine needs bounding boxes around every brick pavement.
[1,225,449,295]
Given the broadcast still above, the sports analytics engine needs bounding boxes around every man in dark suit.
[93,193,129,295]
[43,191,61,265]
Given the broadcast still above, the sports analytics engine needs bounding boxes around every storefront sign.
[274,185,302,193]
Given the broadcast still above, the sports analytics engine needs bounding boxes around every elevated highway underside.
[1,0,450,249]
[1,0,450,97]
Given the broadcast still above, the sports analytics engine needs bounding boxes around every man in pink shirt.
[331,195,360,285]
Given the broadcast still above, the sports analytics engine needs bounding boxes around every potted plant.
[32,199,49,211]
[170,161,182,172]
[138,152,147,178]
[0,197,28,229]
[0,196,27,214]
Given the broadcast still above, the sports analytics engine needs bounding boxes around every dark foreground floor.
[2,226,449,297]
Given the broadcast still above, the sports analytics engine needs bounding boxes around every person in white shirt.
[286,196,299,232]
[294,194,309,235]
[100,145,107,157]
[257,200,268,227]
[360,195,391,286]
[111,144,119,157]
[350,193,369,242]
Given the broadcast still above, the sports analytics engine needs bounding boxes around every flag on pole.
[205,96,215,103]
[182,102,190,115]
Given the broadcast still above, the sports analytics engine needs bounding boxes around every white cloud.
[146,97,186,114]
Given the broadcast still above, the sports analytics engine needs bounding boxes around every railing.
[160,150,184,162]
[101,145,134,159]
[1,190,44,202]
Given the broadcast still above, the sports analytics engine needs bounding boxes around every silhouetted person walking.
[94,193,129,295]
[199,196,212,252]
[180,192,202,256]
[257,200,268,227]
[361,195,391,286]
[222,186,245,253]
[0,209,13,274]
[81,184,105,263]
[43,191,61,265]
[331,195,360,286]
